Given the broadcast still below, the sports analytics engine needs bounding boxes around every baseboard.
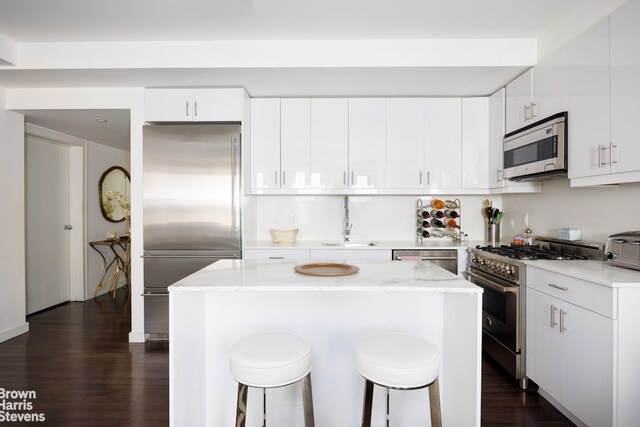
[129,330,146,343]
[538,388,587,427]
[0,322,29,343]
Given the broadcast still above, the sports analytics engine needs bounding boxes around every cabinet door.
[610,0,640,175]
[567,17,611,179]
[280,99,311,189]
[488,89,506,189]
[462,97,489,189]
[310,99,349,189]
[386,98,424,189]
[145,89,193,122]
[560,301,614,427]
[309,249,392,261]
[250,99,281,189]
[533,46,569,121]
[423,98,462,189]
[505,69,532,133]
[192,88,243,122]
[348,99,387,189]
[526,288,563,399]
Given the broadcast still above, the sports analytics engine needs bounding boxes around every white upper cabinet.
[488,89,506,189]
[610,0,640,176]
[310,99,349,189]
[423,98,462,189]
[567,17,611,180]
[280,99,311,189]
[533,46,569,121]
[145,88,243,122]
[348,98,387,189]
[462,97,489,189]
[250,98,281,189]
[505,69,533,134]
[386,98,424,189]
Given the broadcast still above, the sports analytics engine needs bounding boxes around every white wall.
[502,178,640,243]
[248,194,501,242]
[86,142,130,297]
[0,89,28,343]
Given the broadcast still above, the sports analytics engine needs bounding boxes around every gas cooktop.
[474,244,588,260]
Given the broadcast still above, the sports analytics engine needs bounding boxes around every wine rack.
[416,198,461,241]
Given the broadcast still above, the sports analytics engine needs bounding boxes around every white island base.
[169,260,482,426]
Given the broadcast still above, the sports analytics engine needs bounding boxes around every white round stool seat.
[356,333,440,389]
[229,332,312,388]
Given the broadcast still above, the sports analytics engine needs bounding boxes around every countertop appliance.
[605,231,640,271]
[504,112,567,181]
[142,124,242,340]
[392,249,458,275]
[467,236,603,389]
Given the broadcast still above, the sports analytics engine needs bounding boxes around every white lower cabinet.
[243,249,310,260]
[309,249,392,261]
[527,267,616,427]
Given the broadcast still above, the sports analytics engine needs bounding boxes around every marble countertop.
[525,260,640,288]
[169,259,482,293]
[244,240,487,250]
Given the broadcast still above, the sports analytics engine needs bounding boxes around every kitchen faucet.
[343,195,353,242]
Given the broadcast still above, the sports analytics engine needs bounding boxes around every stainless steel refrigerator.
[142,124,241,339]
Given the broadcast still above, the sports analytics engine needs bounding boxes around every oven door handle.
[466,271,518,294]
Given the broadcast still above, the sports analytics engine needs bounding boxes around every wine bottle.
[430,199,444,209]
[430,218,444,228]
[445,210,459,219]
[444,200,459,209]
[417,219,431,228]
[416,208,431,219]
[446,219,458,228]
[430,210,445,219]
[417,228,430,238]
[431,228,445,237]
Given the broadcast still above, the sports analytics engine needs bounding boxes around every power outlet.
[290,214,297,225]
[522,213,529,227]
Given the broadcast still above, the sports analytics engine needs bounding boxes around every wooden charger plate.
[294,263,359,276]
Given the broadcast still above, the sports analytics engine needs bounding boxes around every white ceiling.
[0,0,622,42]
[0,0,629,150]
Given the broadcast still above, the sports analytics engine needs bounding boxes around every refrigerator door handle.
[231,137,238,236]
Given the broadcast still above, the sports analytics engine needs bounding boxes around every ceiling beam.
[0,33,18,66]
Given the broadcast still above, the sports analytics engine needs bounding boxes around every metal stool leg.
[263,388,267,427]
[386,388,390,427]
[428,378,442,427]
[361,379,374,427]
[301,372,316,427]
[235,383,248,427]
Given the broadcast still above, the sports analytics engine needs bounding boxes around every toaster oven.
[605,231,640,271]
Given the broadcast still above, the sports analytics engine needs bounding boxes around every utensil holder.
[485,224,500,245]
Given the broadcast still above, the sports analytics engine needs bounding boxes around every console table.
[89,237,131,298]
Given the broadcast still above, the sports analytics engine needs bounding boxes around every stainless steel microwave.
[503,112,567,181]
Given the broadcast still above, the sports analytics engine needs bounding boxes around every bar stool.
[356,333,442,427]
[229,332,315,427]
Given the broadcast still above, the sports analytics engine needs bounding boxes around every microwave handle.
[523,104,531,121]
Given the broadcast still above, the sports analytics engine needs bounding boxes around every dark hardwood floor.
[0,291,574,426]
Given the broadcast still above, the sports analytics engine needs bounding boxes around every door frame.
[26,124,86,301]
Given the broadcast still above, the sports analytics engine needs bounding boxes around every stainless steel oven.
[467,250,527,387]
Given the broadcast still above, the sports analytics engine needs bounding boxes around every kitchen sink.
[322,242,378,247]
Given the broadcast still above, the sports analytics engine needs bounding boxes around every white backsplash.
[502,179,640,243]
[245,194,502,242]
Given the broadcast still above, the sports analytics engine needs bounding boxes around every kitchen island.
[169,259,482,427]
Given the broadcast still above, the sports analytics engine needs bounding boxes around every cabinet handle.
[548,283,568,291]
[419,171,423,185]
[550,304,558,328]
[530,101,537,118]
[275,170,278,185]
[268,256,284,260]
[610,142,618,165]
[524,104,531,121]
[282,171,286,186]
[598,145,604,168]
[351,171,355,186]
[496,169,503,182]
[186,101,189,117]
[427,171,430,185]
[194,101,198,117]
[559,309,567,333]
[344,171,347,186]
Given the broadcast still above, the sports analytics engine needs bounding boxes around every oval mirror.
[99,166,131,223]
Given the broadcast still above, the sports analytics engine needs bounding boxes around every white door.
[26,137,72,314]
[280,98,311,189]
[488,89,506,189]
[462,97,489,189]
[424,98,462,189]
[386,98,424,189]
[533,45,569,121]
[505,69,533,133]
[144,88,193,122]
[250,98,281,189]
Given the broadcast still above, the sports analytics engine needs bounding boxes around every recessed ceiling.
[20,109,130,151]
